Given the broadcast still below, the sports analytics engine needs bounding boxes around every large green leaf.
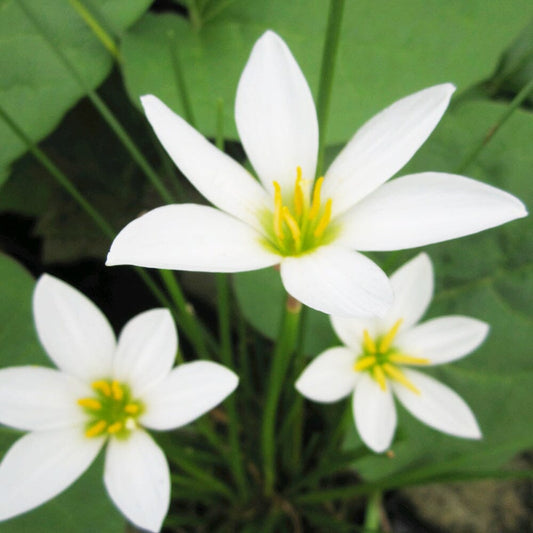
[121,0,530,143]
[0,254,124,531]
[0,0,151,176]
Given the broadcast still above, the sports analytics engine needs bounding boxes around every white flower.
[295,253,487,453]
[106,31,526,318]
[0,274,238,531]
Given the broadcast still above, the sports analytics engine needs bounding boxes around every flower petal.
[235,31,318,192]
[114,309,178,397]
[140,361,238,430]
[330,315,381,352]
[0,367,89,431]
[295,347,358,402]
[339,172,528,251]
[280,245,392,317]
[104,430,170,532]
[33,274,116,381]
[393,368,481,439]
[353,373,397,453]
[141,95,270,230]
[396,316,489,365]
[384,252,434,331]
[0,428,104,521]
[324,84,455,217]
[107,204,280,272]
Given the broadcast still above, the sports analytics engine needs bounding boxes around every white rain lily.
[0,274,238,531]
[295,253,487,453]
[106,30,526,317]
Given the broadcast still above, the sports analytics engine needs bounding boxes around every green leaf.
[121,1,530,143]
[344,100,533,481]
[0,0,151,176]
[0,254,124,531]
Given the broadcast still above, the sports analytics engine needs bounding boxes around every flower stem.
[316,0,346,176]
[456,78,533,173]
[262,295,302,496]
[363,490,382,532]
[18,0,175,205]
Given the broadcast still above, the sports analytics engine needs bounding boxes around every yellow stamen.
[273,181,284,241]
[363,329,377,354]
[308,177,325,220]
[373,365,387,391]
[293,166,304,217]
[124,403,140,415]
[85,420,107,438]
[313,198,332,238]
[92,380,111,396]
[388,353,430,366]
[354,355,377,372]
[111,380,124,400]
[107,421,123,434]
[382,364,420,394]
[77,398,102,410]
[379,319,404,353]
[282,206,302,250]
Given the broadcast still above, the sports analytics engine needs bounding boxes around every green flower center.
[353,319,429,394]
[262,166,338,256]
[77,379,144,439]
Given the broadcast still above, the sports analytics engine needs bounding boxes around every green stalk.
[315,0,346,176]
[68,0,120,61]
[18,0,175,205]
[262,296,302,496]
[363,491,382,532]
[456,78,533,173]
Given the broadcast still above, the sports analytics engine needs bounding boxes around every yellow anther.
[308,177,324,220]
[124,403,140,415]
[77,398,102,410]
[373,365,387,391]
[363,329,377,354]
[272,181,284,241]
[111,380,124,400]
[388,353,430,366]
[92,380,111,396]
[313,198,332,238]
[379,319,404,353]
[107,421,123,434]
[293,166,304,217]
[382,364,420,394]
[85,420,107,438]
[282,206,302,250]
[354,355,377,372]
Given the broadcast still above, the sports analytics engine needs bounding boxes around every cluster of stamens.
[77,379,143,439]
[270,166,334,255]
[353,319,429,394]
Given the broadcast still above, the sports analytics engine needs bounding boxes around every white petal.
[324,84,455,217]
[0,428,104,521]
[295,347,358,402]
[140,361,238,430]
[280,245,393,317]
[33,274,116,381]
[383,252,434,331]
[0,367,90,431]
[141,95,270,230]
[396,316,489,365]
[393,368,481,439]
[104,430,170,532]
[114,309,177,396]
[235,30,318,192]
[340,172,528,251]
[330,315,381,352]
[106,204,280,272]
[353,373,397,453]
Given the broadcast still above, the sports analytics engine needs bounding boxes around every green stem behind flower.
[262,296,302,496]
[316,0,346,177]
[363,490,382,532]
